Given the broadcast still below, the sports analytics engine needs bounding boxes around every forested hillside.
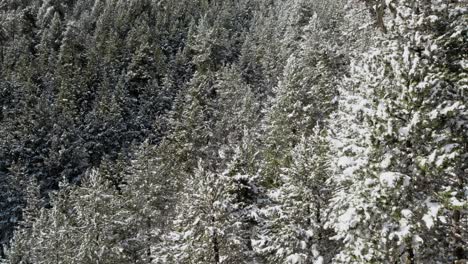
[0,0,466,263]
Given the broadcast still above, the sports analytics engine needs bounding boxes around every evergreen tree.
[1,0,466,262]
[220,136,263,263]
[261,0,345,185]
[119,140,178,263]
[7,170,130,263]
[328,1,467,262]
[36,11,62,78]
[256,128,337,264]
[160,151,261,264]
[56,21,88,115]
[0,166,41,260]
[159,163,228,264]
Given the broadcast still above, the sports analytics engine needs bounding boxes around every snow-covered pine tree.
[212,65,261,159]
[119,140,178,263]
[326,57,406,262]
[260,0,346,187]
[7,178,75,264]
[328,0,467,262]
[36,11,62,78]
[56,21,89,116]
[159,162,230,264]
[160,144,262,264]
[254,2,348,261]
[157,63,264,263]
[220,133,264,263]
[6,170,131,263]
[158,69,218,181]
[4,167,42,263]
[63,170,129,263]
[256,127,337,264]
[244,1,285,92]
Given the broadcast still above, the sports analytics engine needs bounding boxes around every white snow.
[398,127,409,137]
[403,46,410,65]
[337,156,355,167]
[449,197,465,207]
[401,209,412,218]
[364,178,376,186]
[379,172,402,188]
[438,216,448,224]
[394,225,411,240]
[422,200,441,229]
[286,253,304,264]
[435,154,446,167]
[422,214,434,229]
[440,102,461,115]
[410,112,420,126]
[443,143,458,153]
[337,208,358,231]
[427,15,439,22]
[305,230,314,238]
[380,155,392,169]
[428,150,437,163]
[314,256,324,264]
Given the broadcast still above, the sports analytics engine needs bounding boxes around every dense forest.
[0,0,466,263]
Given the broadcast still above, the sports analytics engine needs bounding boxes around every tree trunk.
[362,0,388,34]
[0,245,4,259]
[375,0,387,34]
[406,245,415,264]
[147,217,153,263]
[453,165,466,262]
[316,201,321,236]
[211,215,220,263]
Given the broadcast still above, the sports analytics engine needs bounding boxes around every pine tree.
[157,63,263,263]
[7,170,132,264]
[160,153,261,264]
[1,0,465,263]
[119,140,178,263]
[1,165,41,262]
[56,22,88,115]
[328,1,467,262]
[159,69,218,178]
[187,15,223,73]
[7,177,73,264]
[125,14,165,98]
[212,66,261,154]
[36,11,62,78]
[256,128,337,264]
[220,137,263,263]
[93,72,123,121]
[159,163,228,264]
[260,0,347,187]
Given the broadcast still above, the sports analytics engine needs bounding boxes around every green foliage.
[1,0,466,263]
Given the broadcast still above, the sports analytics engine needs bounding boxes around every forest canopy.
[0,0,466,263]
